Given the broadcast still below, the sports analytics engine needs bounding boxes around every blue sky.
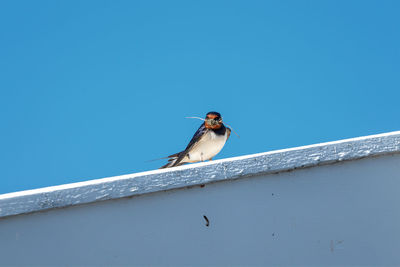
[1,0,399,194]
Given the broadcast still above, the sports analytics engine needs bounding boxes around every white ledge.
[1,131,400,218]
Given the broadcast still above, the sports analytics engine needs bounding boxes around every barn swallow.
[160,111,231,168]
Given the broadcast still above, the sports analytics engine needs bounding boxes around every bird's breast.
[186,131,228,162]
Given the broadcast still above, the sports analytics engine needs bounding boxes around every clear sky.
[1,0,399,194]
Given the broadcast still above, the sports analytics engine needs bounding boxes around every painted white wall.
[1,153,399,266]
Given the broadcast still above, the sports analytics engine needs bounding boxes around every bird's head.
[204,111,223,129]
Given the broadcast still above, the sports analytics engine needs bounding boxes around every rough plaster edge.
[1,131,400,218]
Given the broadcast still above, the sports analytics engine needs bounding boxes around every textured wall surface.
[0,154,400,265]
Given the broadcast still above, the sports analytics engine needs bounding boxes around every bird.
[160,111,231,168]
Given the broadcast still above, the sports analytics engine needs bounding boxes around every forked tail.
[159,152,187,169]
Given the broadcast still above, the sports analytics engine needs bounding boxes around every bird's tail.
[159,152,187,169]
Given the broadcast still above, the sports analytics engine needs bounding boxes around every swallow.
[160,111,231,168]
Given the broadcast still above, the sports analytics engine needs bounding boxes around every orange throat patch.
[204,122,222,130]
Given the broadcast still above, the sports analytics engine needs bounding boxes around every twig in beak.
[186,116,239,138]
[185,116,205,121]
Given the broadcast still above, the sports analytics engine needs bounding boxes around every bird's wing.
[226,127,231,140]
[172,123,209,166]
[184,123,208,150]
[159,123,209,169]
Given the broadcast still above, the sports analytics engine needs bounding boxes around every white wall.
[1,153,400,266]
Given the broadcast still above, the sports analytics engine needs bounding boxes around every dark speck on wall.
[203,215,210,227]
